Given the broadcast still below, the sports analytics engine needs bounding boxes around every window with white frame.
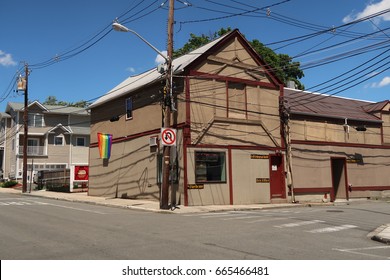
[126,97,133,120]
[27,138,40,155]
[28,113,44,127]
[54,136,64,146]
[76,137,86,147]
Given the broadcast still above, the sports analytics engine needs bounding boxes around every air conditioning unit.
[149,136,158,147]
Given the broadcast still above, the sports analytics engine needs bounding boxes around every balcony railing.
[18,146,46,156]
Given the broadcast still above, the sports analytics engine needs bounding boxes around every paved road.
[0,193,389,259]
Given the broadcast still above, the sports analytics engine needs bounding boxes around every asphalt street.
[0,192,389,259]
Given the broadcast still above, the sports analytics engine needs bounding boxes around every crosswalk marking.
[307,224,357,233]
[0,200,49,206]
[274,220,325,228]
[182,212,359,235]
[201,213,247,219]
[222,215,261,221]
[245,217,296,223]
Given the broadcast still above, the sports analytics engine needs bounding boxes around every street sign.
[161,128,176,146]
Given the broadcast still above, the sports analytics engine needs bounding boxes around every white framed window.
[54,136,64,146]
[126,97,133,120]
[28,113,44,127]
[27,138,40,155]
[76,137,86,147]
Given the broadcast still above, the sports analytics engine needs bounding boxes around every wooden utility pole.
[22,64,29,193]
[160,0,175,209]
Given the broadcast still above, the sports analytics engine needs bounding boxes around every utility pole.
[280,100,295,203]
[22,64,29,193]
[160,0,175,209]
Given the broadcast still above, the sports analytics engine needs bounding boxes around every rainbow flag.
[98,133,112,159]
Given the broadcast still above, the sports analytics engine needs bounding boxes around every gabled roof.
[90,29,281,109]
[46,123,72,134]
[90,31,231,109]
[362,100,389,113]
[284,88,383,123]
[0,112,11,118]
[4,101,89,115]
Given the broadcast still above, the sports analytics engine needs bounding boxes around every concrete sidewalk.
[0,187,307,214]
[1,187,389,244]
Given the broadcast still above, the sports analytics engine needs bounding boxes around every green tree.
[174,29,304,90]
[42,96,90,108]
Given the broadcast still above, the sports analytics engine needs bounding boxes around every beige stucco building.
[88,29,390,206]
[284,89,390,202]
[89,29,287,206]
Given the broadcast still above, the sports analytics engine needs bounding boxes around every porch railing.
[18,146,46,156]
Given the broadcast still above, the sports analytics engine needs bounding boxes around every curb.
[368,224,390,245]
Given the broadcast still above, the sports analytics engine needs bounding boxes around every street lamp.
[112,20,173,210]
[112,22,168,63]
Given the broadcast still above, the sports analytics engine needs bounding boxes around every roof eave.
[290,111,383,124]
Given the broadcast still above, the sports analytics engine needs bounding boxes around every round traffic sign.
[161,128,176,146]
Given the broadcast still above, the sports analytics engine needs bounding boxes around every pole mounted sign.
[161,128,176,146]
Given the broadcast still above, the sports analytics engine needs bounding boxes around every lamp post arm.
[112,22,169,63]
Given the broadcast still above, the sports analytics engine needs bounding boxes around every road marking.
[333,246,390,259]
[307,224,357,233]
[0,201,38,206]
[246,217,296,224]
[42,202,107,214]
[222,215,261,221]
[201,213,247,219]
[274,220,325,228]
[0,198,106,214]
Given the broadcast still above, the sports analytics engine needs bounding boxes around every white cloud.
[126,67,135,73]
[343,0,390,23]
[155,50,167,65]
[370,76,390,87]
[0,50,17,66]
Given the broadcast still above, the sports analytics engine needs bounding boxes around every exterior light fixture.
[355,125,367,131]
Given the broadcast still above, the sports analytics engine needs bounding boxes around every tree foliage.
[173,28,304,90]
[42,96,90,108]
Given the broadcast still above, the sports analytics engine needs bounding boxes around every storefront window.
[195,151,226,183]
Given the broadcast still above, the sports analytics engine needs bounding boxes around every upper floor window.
[126,97,133,120]
[28,113,44,127]
[54,136,64,146]
[76,137,86,147]
[228,82,246,119]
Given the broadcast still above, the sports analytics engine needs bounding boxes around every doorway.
[270,154,286,199]
[330,158,348,201]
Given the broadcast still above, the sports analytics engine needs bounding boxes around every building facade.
[88,29,390,206]
[0,101,90,191]
[89,29,287,205]
[284,88,390,202]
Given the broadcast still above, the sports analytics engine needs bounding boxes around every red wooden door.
[270,155,286,199]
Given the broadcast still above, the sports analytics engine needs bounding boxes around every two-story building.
[88,29,286,205]
[0,101,90,191]
[88,28,390,206]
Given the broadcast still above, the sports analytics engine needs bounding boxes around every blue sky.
[0,0,389,112]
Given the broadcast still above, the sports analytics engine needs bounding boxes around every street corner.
[368,224,390,245]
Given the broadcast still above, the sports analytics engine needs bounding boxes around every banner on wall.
[97,133,112,159]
